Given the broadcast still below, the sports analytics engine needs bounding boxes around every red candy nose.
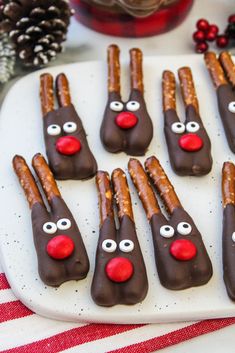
[170,239,197,261]
[179,133,203,152]
[115,112,138,129]
[105,257,134,282]
[56,136,81,155]
[46,235,75,260]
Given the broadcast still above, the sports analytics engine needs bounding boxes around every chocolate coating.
[32,196,90,286]
[91,215,148,306]
[164,105,213,176]
[217,84,235,153]
[43,104,97,180]
[150,207,213,290]
[100,90,153,156]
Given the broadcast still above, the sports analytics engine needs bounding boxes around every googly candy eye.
[47,124,61,136]
[177,222,192,235]
[110,101,124,112]
[228,101,235,113]
[126,101,140,112]
[186,121,200,133]
[43,222,57,234]
[119,239,134,252]
[63,122,77,133]
[160,225,175,238]
[102,239,117,253]
[171,122,185,134]
[57,218,71,230]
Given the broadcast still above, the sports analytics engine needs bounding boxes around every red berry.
[193,30,206,43]
[115,112,138,129]
[195,41,208,54]
[216,35,229,48]
[209,24,219,34]
[170,239,197,261]
[179,133,203,151]
[228,14,235,24]
[105,257,133,283]
[196,18,209,32]
[56,136,81,155]
[206,30,217,42]
[46,235,75,259]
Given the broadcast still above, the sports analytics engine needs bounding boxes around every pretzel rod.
[178,67,199,114]
[13,155,43,209]
[128,158,160,220]
[204,52,228,88]
[130,48,144,94]
[56,73,72,107]
[222,162,235,207]
[96,171,114,226]
[32,153,61,202]
[111,168,134,222]
[40,73,54,116]
[219,51,235,87]
[107,44,120,94]
[145,156,182,214]
[162,70,176,112]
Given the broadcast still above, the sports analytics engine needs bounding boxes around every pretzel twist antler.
[96,171,114,227]
[13,155,43,209]
[222,162,235,207]
[112,168,134,222]
[145,156,182,214]
[40,73,54,116]
[219,51,235,88]
[56,73,72,107]
[204,52,228,88]
[32,154,61,202]
[162,70,176,112]
[178,67,199,114]
[128,158,160,220]
[130,48,144,94]
[108,44,121,94]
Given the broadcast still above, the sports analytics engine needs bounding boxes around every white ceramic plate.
[0,55,234,324]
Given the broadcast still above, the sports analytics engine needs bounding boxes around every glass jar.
[70,0,194,37]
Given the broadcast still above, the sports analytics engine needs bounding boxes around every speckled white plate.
[0,55,235,324]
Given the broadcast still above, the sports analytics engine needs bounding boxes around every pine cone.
[0,32,15,83]
[0,0,72,67]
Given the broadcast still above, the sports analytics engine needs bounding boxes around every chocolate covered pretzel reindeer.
[91,169,148,306]
[204,51,235,153]
[163,68,212,176]
[222,161,235,300]
[40,72,97,180]
[128,156,212,290]
[100,44,153,156]
[13,153,89,286]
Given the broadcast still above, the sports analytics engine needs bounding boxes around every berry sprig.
[193,15,235,53]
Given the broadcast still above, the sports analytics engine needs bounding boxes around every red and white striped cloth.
[1,262,235,353]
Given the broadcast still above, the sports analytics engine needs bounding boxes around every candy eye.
[177,222,192,235]
[47,124,61,136]
[126,101,140,112]
[186,121,200,133]
[160,225,175,238]
[171,122,185,134]
[57,218,71,230]
[102,239,117,253]
[228,101,235,113]
[43,222,57,234]
[110,101,124,112]
[119,239,134,252]
[63,122,77,133]
[232,232,235,242]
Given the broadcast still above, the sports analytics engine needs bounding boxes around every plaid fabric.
[70,0,194,37]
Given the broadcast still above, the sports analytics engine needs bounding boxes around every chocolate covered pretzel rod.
[56,73,72,107]
[162,70,176,112]
[128,156,213,290]
[130,48,144,94]
[219,51,235,87]
[40,73,54,116]
[91,168,148,306]
[204,52,228,88]
[108,44,121,94]
[178,67,199,114]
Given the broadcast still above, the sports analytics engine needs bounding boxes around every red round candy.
[179,133,203,151]
[115,112,138,129]
[56,136,81,155]
[193,30,206,43]
[195,41,208,54]
[105,257,134,283]
[46,235,75,260]
[208,24,219,34]
[196,18,209,32]
[228,14,235,24]
[206,30,217,42]
[216,35,229,48]
[170,239,197,261]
